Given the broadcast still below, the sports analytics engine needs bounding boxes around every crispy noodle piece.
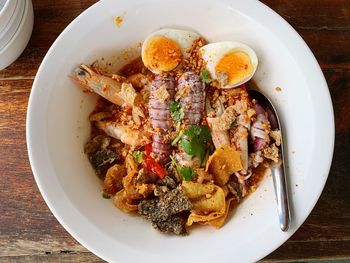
[205,145,242,186]
[125,152,138,173]
[195,168,214,184]
[209,106,236,131]
[263,143,280,163]
[269,130,281,146]
[118,82,146,124]
[119,82,137,106]
[232,100,248,115]
[122,154,155,200]
[182,181,226,226]
[208,198,234,228]
[103,164,127,195]
[113,189,138,213]
[175,83,191,101]
[153,84,170,103]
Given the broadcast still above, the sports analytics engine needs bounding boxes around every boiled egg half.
[200,41,258,88]
[142,28,200,73]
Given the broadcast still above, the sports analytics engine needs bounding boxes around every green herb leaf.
[183,125,211,141]
[201,148,210,167]
[171,130,184,146]
[170,156,195,181]
[179,125,212,163]
[133,151,143,163]
[102,192,111,199]
[169,101,184,121]
[229,122,237,129]
[178,139,194,155]
[179,166,195,181]
[200,69,212,84]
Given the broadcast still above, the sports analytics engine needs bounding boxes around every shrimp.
[127,73,151,89]
[72,64,147,124]
[96,121,151,148]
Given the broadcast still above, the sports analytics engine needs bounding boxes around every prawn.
[96,121,151,148]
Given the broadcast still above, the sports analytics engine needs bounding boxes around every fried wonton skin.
[208,198,234,228]
[182,181,226,226]
[103,164,127,195]
[113,189,138,213]
[206,145,242,186]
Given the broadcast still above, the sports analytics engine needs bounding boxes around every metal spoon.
[248,89,290,232]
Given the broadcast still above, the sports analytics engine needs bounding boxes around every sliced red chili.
[142,144,166,179]
[145,143,152,155]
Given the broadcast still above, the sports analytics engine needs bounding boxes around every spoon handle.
[271,162,290,231]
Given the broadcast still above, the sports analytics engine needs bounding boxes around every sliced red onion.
[267,108,279,130]
[251,126,269,140]
[253,138,268,151]
[250,103,270,152]
[254,103,266,115]
[253,115,268,129]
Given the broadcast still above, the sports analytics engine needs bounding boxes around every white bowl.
[0,0,17,33]
[0,0,33,70]
[27,0,334,262]
[0,0,25,50]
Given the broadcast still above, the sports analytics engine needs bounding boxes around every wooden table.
[0,0,349,262]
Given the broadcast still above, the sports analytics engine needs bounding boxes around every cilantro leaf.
[133,151,143,163]
[179,166,195,181]
[178,139,194,154]
[200,69,212,84]
[179,125,212,164]
[170,156,195,181]
[169,101,184,121]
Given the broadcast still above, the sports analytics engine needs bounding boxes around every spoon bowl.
[248,89,291,232]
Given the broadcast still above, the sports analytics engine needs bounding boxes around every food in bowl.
[70,28,281,235]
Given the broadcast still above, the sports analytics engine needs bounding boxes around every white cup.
[0,0,34,70]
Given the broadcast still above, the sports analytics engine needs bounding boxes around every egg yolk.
[215,51,253,86]
[142,35,182,72]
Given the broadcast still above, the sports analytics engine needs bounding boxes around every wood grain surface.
[0,0,349,262]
